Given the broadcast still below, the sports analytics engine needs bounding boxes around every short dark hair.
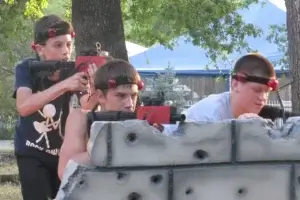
[94,59,141,92]
[33,14,73,45]
[233,53,275,78]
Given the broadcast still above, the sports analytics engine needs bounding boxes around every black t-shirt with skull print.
[13,58,71,161]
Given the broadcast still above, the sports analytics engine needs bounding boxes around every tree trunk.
[71,0,128,61]
[285,0,300,112]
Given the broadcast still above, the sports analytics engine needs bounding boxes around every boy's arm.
[58,108,89,180]
[78,85,99,111]
[16,85,68,117]
[68,92,98,112]
[14,62,87,117]
[79,64,99,111]
[79,92,99,111]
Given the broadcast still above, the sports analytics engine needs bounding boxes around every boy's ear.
[231,79,239,92]
[34,44,44,57]
[96,89,106,105]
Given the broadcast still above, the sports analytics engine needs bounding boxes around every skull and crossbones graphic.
[33,104,61,149]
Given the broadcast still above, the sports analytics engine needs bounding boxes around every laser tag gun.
[137,91,186,125]
[259,105,300,121]
[87,110,186,133]
[86,91,186,131]
[86,111,136,131]
[28,42,109,79]
[75,42,109,73]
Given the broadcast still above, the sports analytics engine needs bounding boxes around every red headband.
[232,73,279,91]
[31,28,75,51]
[95,77,144,91]
[108,79,144,90]
[45,28,76,39]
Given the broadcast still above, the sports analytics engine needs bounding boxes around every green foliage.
[24,0,48,18]
[123,0,262,63]
[266,24,288,70]
[141,64,189,111]
[0,117,16,140]
[215,76,226,84]
[0,1,35,121]
[24,0,262,63]
[0,76,16,119]
[63,0,72,21]
[44,0,69,20]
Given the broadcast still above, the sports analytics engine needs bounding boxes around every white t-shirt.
[162,91,234,135]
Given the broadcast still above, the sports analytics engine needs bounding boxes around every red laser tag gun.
[75,42,109,73]
[87,108,186,132]
[137,106,185,125]
[135,92,183,124]
[136,91,186,124]
[28,42,110,79]
[86,92,186,131]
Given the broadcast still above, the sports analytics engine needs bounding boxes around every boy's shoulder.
[188,92,229,110]
[182,92,230,121]
[14,57,36,70]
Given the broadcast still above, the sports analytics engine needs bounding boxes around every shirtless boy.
[58,59,144,179]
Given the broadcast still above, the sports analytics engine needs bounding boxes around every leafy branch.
[266,24,288,70]
[0,66,14,75]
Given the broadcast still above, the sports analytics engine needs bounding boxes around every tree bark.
[71,0,128,61]
[285,0,300,112]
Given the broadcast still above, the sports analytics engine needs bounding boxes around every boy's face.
[98,84,139,112]
[37,34,73,61]
[36,34,73,81]
[232,78,272,114]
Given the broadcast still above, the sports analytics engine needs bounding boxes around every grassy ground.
[0,183,22,200]
[0,162,18,175]
[0,149,22,200]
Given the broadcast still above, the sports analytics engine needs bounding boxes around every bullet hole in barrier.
[193,149,208,160]
[117,172,127,181]
[78,179,85,185]
[126,133,137,144]
[127,192,142,200]
[150,174,163,185]
[237,187,247,197]
[185,187,194,195]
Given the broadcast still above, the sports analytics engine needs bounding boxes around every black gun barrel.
[170,114,186,123]
[87,111,137,122]
[86,111,137,131]
[29,60,75,72]
[87,110,186,129]
[259,105,300,121]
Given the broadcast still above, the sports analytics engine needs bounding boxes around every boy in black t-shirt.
[13,15,93,200]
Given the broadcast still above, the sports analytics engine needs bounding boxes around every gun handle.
[75,56,108,72]
[137,106,172,124]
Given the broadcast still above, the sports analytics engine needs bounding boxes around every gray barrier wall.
[55,117,300,200]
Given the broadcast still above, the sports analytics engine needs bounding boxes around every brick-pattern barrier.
[55,118,300,200]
